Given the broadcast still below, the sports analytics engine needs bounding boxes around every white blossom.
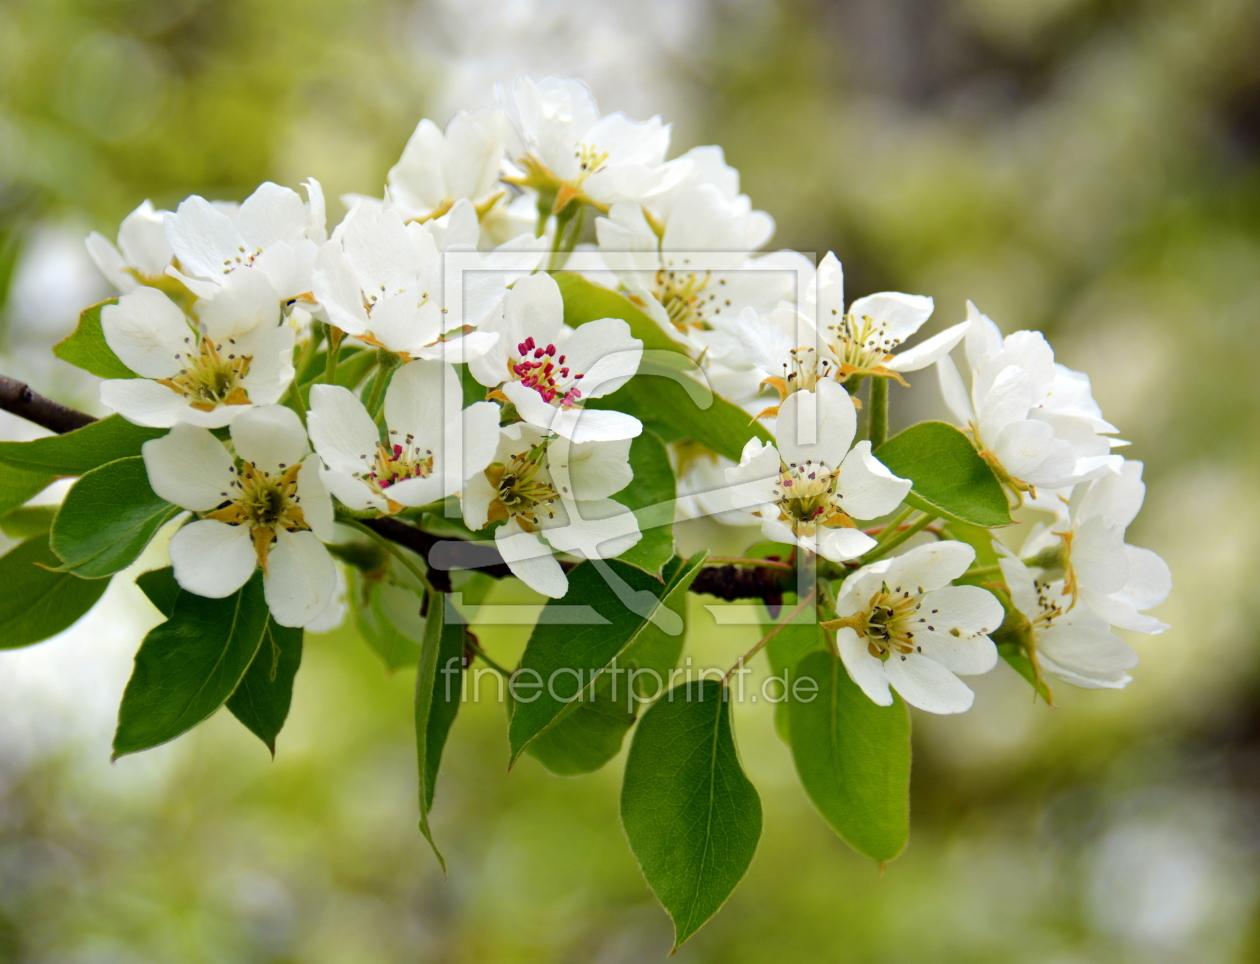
[827,541,1003,714]
[1000,556,1139,690]
[461,426,641,598]
[307,360,501,514]
[500,76,680,211]
[164,180,326,303]
[386,108,506,224]
[100,270,294,428]
[86,200,173,293]
[724,378,910,562]
[739,252,965,406]
[936,301,1121,493]
[142,405,337,628]
[468,272,644,442]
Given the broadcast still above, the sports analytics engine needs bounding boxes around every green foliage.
[0,415,165,476]
[0,504,57,540]
[53,300,132,379]
[50,457,179,578]
[762,598,829,742]
[789,649,911,864]
[875,421,1011,528]
[621,680,762,950]
[510,555,706,774]
[413,592,448,869]
[113,571,272,759]
[424,605,466,812]
[0,535,110,650]
[0,466,54,516]
[612,430,676,576]
[226,618,304,756]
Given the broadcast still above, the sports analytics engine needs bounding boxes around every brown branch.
[0,372,797,604]
[0,375,96,434]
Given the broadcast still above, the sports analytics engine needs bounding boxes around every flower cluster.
[85,75,1168,709]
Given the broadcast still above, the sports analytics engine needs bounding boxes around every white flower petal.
[884,652,974,714]
[548,436,633,501]
[1037,623,1137,689]
[816,527,877,563]
[101,286,189,377]
[166,195,242,280]
[169,520,256,598]
[230,405,309,473]
[835,441,910,520]
[882,540,975,594]
[265,529,338,627]
[101,378,191,428]
[543,497,641,559]
[142,423,235,510]
[935,355,975,426]
[775,378,856,467]
[886,320,970,372]
[497,519,568,598]
[846,292,934,346]
[836,627,893,706]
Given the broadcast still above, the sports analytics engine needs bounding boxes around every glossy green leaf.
[0,414,165,477]
[555,272,770,462]
[136,565,180,618]
[53,299,133,379]
[510,554,706,773]
[0,504,56,540]
[423,599,466,811]
[413,591,447,870]
[613,430,676,576]
[50,457,179,578]
[0,466,53,516]
[0,535,110,649]
[226,619,304,755]
[875,420,1011,528]
[113,571,270,759]
[621,680,762,950]
[789,649,911,864]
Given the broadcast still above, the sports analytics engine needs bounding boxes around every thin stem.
[723,590,816,682]
[868,506,916,551]
[867,375,889,449]
[464,635,512,678]
[324,326,344,383]
[962,563,1005,580]
[862,512,938,563]
[705,556,794,570]
[364,348,402,419]
[341,517,434,594]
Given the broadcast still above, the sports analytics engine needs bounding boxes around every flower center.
[861,584,923,659]
[363,432,434,495]
[510,336,585,407]
[158,333,252,412]
[220,245,264,275]
[825,313,899,380]
[484,444,559,533]
[204,461,310,569]
[572,144,610,187]
[654,266,716,333]
[773,460,853,534]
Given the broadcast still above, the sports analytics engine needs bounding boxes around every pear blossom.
[468,272,644,443]
[999,556,1138,690]
[164,180,326,303]
[86,200,173,293]
[936,301,1121,494]
[724,379,910,562]
[307,360,501,514]
[739,252,965,406]
[142,405,337,628]
[312,202,540,361]
[386,108,507,224]
[461,426,641,597]
[1015,462,1171,634]
[500,77,679,213]
[99,270,294,428]
[825,541,1004,713]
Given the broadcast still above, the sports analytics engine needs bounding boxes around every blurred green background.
[0,0,1256,961]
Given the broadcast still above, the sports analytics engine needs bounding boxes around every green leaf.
[226,619,304,755]
[113,571,271,759]
[0,535,110,650]
[788,649,911,865]
[424,600,466,811]
[621,680,762,950]
[996,642,1054,704]
[510,554,706,773]
[0,466,53,516]
[0,414,165,476]
[613,430,676,576]
[875,420,1011,528]
[555,272,770,462]
[0,504,57,540]
[761,598,828,743]
[136,566,180,618]
[53,299,133,379]
[50,457,179,578]
[414,591,447,870]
